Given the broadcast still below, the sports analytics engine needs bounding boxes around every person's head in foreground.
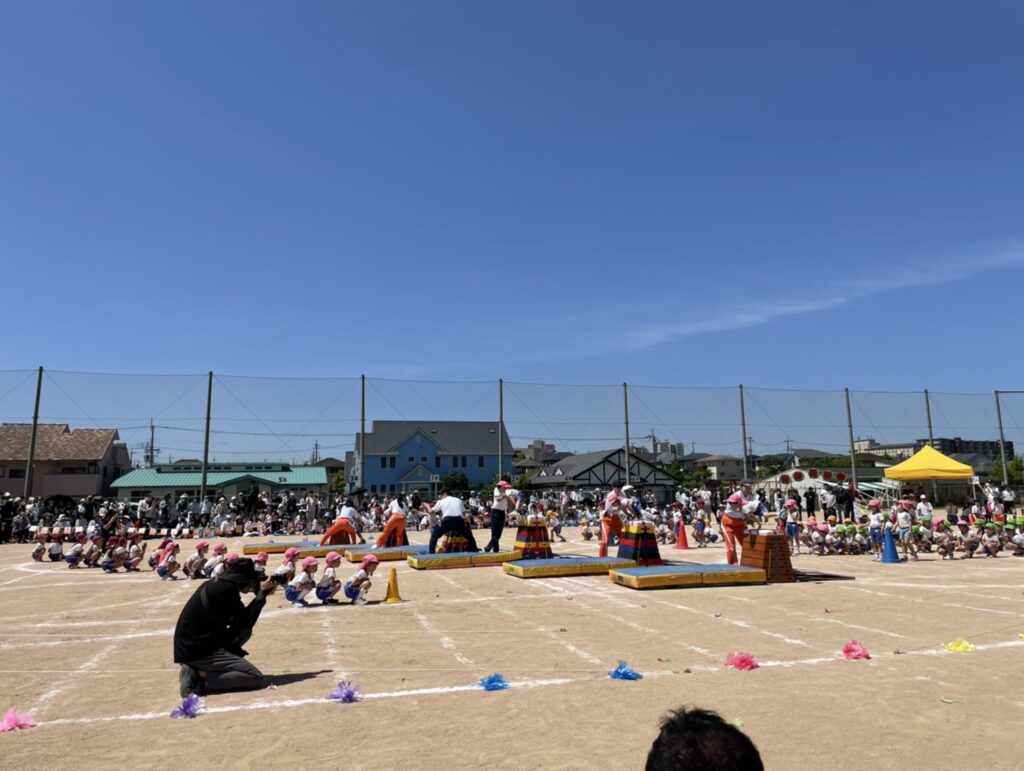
[646,706,763,771]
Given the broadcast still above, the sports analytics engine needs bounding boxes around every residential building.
[915,437,1013,461]
[111,462,328,502]
[693,454,744,481]
[526,448,680,502]
[345,420,514,498]
[0,423,130,499]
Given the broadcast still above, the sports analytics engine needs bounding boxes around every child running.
[344,553,379,605]
[315,551,343,605]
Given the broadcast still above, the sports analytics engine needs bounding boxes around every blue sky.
[2,2,1023,459]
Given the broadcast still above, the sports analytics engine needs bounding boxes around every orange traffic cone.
[675,520,689,550]
[384,567,403,604]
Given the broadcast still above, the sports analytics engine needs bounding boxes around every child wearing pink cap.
[125,534,145,572]
[285,556,318,607]
[203,543,229,578]
[183,540,210,579]
[343,554,378,605]
[212,552,239,580]
[315,552,343,604]
[253,552,269,576]
[149,538,173,570]
[31,534,46,562]
[272,547,300,587]
[782,499,801,555]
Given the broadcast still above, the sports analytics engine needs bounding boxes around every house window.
[380,457,387,469]
[370,484,377,493]
[421,456,427,462]
[9,469,25,479]
[478,456,485,468]
[389,457,396,469]
[452,457,458,468]
[461,456,468,468]
[0,465,5,477]
[408,456,414,463]
[389,484,396,494]
[434,456,440,468]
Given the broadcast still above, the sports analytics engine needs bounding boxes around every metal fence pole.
[738,384,749,480]
[623,382,631,486]
[23,366,43,499]
[995,390,1009,486]
[924,389,938,499]
[844,388,858,497]
[359,374,366,491]
[498,378,504,482]
[199,371,213,504]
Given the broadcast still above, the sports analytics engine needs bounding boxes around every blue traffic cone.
[881,527,901,564]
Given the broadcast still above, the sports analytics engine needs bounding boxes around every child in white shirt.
[315,551,343,605]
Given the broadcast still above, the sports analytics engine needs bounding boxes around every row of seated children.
[267,548,379,607]
[32,532,146,571]
[149,539,273,581]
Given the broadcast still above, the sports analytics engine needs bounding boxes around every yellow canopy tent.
[883,445,974,481]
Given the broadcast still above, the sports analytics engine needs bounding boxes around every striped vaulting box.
[513,520,553,559]
[438,535,470,554]
[616,520,663,566]
[741,532,795,583]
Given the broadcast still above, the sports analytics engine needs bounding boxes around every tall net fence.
[4,370,1022,486]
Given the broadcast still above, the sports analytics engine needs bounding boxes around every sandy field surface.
[0,528,1021,770]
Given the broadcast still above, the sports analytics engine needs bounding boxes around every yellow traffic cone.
[384,567,403,604]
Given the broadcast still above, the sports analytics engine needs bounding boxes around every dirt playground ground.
[0,528,1021,770]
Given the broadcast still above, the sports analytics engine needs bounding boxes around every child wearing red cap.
[315,551,343,604]
[156,542,181,580]
[272,547,300,587]
[65,533,88,568]
[285,556,318,607]
[47,535,64,562]
[126,534,146,571]
[343,554,378,605]
[183,540,210,579]
[83,535,104,567]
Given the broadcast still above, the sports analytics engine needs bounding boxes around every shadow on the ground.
[265,669,332,687]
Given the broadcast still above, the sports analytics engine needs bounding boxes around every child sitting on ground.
[315,551,343,605]
[31,535,46,562]
[272,547,300,587]
[65,533,87,568]
[149,538,172,570]
[182,540,210,579]
[344,553,379,605]
[125,534,145,571]
[253,551,269,575]
[203,543,228,578]
[211,552,238,580]
[285,556,318,607]
[83,535,104,567]
[156,542,181,580]
[581,520,594,541]
[47,535,64,562]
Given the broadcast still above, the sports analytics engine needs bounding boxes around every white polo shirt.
[433,496,466,520]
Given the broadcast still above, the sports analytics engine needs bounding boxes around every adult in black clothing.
[803,488,817,518]
[173,558,277,697]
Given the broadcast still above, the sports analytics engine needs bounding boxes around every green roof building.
[111,461,328,502]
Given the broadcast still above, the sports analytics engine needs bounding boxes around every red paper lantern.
[780,474,791,484]
[793,471,804,482]
[836,472,846,482]
[808,468,819,478]
[823,470,833,480]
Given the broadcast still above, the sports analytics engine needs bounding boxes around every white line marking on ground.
[412,609,473,666]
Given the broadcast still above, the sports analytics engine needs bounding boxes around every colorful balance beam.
[609,564,766,590]
[343,545,429,562]
[504,556,635,578]
[407,551,522,570]
[241,540,319,556]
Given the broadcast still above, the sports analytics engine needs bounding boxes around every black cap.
[219,558,261,588]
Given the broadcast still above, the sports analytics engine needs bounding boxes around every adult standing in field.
[484,479,512,553]
[803,487,817,520]
[174,558,276,697]
[428,489,478,553]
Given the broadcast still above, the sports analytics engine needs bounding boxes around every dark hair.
[646,706,763,771]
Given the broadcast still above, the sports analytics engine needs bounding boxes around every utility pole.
[149,418,155,467]
[924,388,938,500]
[23,366,43,500]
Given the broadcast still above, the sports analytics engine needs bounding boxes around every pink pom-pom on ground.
[0,708,37,731]
[841,641,871,660]
[725,652,759,670]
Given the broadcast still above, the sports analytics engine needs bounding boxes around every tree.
[329,470,347,494]
[440,472,470,493]
[988,457,1024,485]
